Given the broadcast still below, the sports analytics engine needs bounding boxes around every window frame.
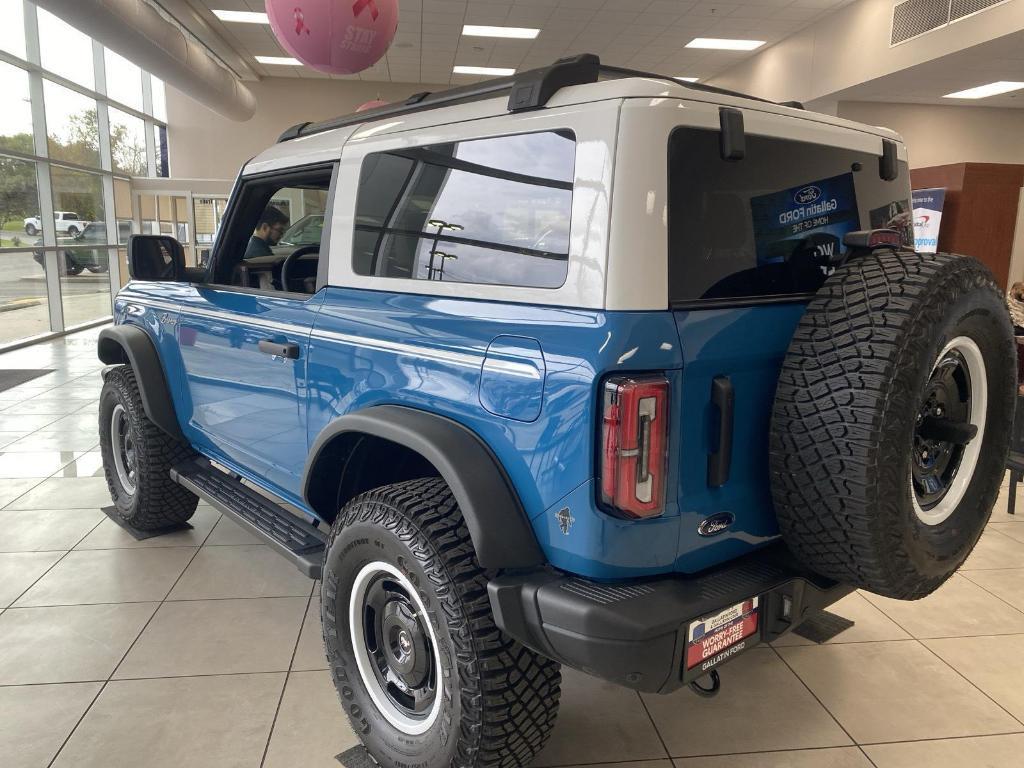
[326,100,620,310]
[205,160,338,299]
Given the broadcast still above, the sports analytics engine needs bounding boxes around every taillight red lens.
[600,374,669,519]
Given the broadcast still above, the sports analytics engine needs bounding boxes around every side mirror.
[128,235,185,282]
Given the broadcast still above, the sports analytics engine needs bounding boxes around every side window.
[210,165,335,295]
[667,128,912,303]
[352,130,575,289]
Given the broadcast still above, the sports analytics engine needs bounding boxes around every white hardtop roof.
[245,76,903,175]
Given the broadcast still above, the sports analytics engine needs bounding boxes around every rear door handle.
[258,339,300,359]
[708,375,734,488]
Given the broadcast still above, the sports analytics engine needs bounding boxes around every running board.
[170,458,326,579]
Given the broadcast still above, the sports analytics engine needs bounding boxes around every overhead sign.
[912,188,946,254]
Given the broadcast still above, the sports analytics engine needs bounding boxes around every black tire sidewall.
[99,373,139,517]
[322,513,464,768]
[888,285,1014,580]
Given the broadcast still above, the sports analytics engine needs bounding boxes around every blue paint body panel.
[479,335,547,422]
[115,281,808,580]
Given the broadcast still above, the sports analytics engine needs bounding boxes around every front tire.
[322,477,561,768]
[99,365,198,529]
[25,223,37,236]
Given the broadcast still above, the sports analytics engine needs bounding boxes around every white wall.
[166,76,446,179]
[710,0,1024,105]
[837,101,1024,168]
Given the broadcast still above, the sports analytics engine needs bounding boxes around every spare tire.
[770,250,1015,599]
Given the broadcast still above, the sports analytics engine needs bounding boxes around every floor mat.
[792,609,855,643]
[101,505,193,540]
[0,369,53,393]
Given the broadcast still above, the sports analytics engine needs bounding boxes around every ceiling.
[831,30,1024,109]
[185,0,856,85]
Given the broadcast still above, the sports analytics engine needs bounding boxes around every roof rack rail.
[278,54,796,143]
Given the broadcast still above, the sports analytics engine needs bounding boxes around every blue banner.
[750,173,859,265]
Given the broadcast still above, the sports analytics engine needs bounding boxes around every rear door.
[667,122,912,570]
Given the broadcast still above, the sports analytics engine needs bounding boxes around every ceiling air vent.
[950,0,1007,20]
[890,0,952,44]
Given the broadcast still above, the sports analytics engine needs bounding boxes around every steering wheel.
[280,245,319,292]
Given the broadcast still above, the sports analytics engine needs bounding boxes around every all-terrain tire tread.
[324,477,561,768]
[99,365,198,529]
[769,250,1012,598]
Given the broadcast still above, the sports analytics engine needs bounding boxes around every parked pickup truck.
[24,211,89,236]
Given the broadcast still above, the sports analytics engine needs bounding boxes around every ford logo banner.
[794,185,822,205]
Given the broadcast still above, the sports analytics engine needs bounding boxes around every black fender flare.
[303,405,545,570]
[97,325,184,442]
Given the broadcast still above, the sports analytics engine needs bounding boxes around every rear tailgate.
[665,119,912,573]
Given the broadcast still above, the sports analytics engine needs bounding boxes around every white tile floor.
[2,326,1024,767]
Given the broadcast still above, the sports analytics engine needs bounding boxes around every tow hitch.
[688,669,721,698]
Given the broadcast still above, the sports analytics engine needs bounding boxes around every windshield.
[280,214,324,246]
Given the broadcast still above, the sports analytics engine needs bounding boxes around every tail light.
[600,374,669,519]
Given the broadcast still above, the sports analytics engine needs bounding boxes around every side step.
[170,458,326,579]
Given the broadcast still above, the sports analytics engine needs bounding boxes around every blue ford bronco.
[97,56,1015,768]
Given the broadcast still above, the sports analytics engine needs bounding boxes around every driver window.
[211,165,334,295]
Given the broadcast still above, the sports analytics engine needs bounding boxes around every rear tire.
[322,477,561,768]
[770,251,1015,599]
[25,223,37,236]
[99,365,198,529]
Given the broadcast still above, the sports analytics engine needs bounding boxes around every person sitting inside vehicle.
[244,206,289,258]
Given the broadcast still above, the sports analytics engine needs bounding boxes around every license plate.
[685,597,759,673]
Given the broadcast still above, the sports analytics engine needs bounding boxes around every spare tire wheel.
[770,250,1015,600]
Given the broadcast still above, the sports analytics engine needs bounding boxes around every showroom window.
[352,131,576,289]
[0,0,171,347]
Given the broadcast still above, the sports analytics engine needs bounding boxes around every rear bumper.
[488,543,852,693]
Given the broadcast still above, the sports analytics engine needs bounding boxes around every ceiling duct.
[32,0,257,121]
[891,0,1011,45]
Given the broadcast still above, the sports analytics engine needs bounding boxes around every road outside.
[0,225,111,345]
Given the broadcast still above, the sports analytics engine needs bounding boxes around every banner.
[912,188,946,254]
[750,173,859,266]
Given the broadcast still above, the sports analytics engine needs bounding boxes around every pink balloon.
[265,0,398,75]
[356,99,389,111]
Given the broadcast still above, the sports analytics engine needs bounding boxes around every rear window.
[352,130,575,289]
[667,127,912,304]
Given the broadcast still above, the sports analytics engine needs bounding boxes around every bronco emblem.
[556,507,574,535]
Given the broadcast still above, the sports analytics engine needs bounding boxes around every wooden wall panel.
[911,163,1024,288]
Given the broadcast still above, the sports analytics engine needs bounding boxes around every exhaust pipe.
[32,0,257,121]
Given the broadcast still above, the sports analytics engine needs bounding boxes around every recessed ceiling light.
[676,77,700,82]
[686,38,765,51]
[256,56,302,66]
[943,81,1024,99]
[462,25,540,39]
[213,10,269,24]
[453,65,516,76]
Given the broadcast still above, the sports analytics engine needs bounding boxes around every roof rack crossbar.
[278,54,798,144]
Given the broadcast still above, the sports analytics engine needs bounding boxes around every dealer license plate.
[685,597,760,674]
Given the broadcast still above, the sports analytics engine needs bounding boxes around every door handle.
[708,375,734,488]
[258,339,300,359]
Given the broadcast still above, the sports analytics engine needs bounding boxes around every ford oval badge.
[794,185,821,205]
[698,512,735,537]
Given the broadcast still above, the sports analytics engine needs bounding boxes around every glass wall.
[0,1,170,347]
